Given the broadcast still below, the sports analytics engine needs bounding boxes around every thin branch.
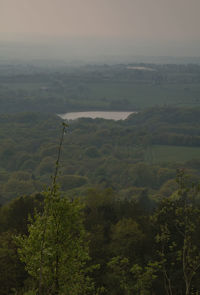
[38,122,68,295]
[51,122,68,194]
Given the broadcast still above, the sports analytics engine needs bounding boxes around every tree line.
[1,107,200,204]
[1,170,200,294]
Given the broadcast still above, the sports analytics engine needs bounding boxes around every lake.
[59,111,135,121]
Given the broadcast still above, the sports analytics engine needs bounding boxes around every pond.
[59,111,136,121]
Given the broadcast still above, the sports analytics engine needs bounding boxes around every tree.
[153,170,200,295]
[17,189,91,294]
[107,256,159,295]
[110,218,144,262]
[107,256,132,295]
[16,123,93,294]
[0,231,27,295]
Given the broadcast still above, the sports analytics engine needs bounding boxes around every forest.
[0,63,200,113]
[1,63,200,294]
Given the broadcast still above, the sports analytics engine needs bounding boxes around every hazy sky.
[0,0,200,59]
[1,0,200,41]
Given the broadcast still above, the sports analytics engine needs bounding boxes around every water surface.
[59,111,135,121]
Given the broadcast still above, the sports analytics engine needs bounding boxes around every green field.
[1,63,200,113]
[145,145,200,163]
[77,82,200,109]
[2,81,200,109]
